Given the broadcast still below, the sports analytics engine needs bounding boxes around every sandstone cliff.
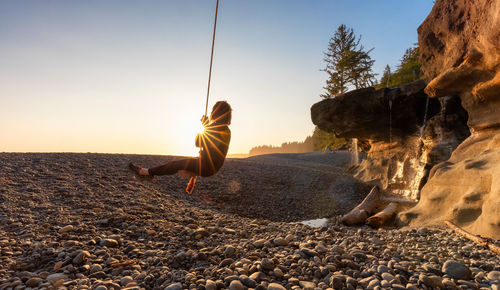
[399,0,500,239]
[311,0,500,239]
[311,81,468,201]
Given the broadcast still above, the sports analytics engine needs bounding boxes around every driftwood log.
[445,220,500,255]
[341,186,382,225]
[366,202,398,228]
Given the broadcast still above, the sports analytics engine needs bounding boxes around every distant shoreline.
[0,151,250,159]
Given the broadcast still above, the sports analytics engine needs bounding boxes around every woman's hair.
[210,101,232,125]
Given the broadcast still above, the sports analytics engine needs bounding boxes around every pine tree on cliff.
[392,45,421,85]
[379,65,392,88]
[377,45,421,88]
[311,126,346,150]
[322,24,376,98]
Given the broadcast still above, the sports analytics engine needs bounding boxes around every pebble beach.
[1,153,499,289]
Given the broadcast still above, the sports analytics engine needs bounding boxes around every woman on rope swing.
[129,101,231,193]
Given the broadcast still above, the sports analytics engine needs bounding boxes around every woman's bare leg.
[130,158,199,177]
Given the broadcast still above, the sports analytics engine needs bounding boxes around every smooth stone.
[488,271,500,281]
[331,245,344,254]
[285,234,295,242]
[345,276,355,286]
[288,277,299,285]
[417,227,429,235]
[299,281,316,289]
[223,228,236,234]
[367,279,380,288]
[229,280,244,290]
[442,260,472,280]
[381,272,394,281]
[442,278,456,288]
[300,248,318,257]
[457,280,478,288]
[205,280,217,290]
[423,263,443,275]
[58,225,74,234]
[380,280,390,288]
[419,274,443,288]
[95,286,107,290]
[261,258,275,271]
[216,280,225,289]
[253,239,266,248]
[90,264,102,273]
[358,277,374,287]
[89,271,107,279]
[53,261,63,271]
[223,275,239,284]
[330,275,345,289]
[194,228,209,237]
[73,250,90,264]
[377,265,390,274]
[224,245,236,258]
[273,268,284,278]
[120,276,134,286]
[46,273,67,284]
[100,238,119,248]
[219,258,234,267]
[249,271,266,281]
[241,276,257,288]
[392,284,406,290]
[268,282,286,290]
[315,244,327,253]
[26,278,42,287]
[165,282,183,290]
[273,237,288,246]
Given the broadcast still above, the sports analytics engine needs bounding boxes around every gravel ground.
[0,152,499,290]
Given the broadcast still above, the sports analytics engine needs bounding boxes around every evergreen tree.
[350,49,377,89]
[392,45,421,85]
[311,127,346,151]
[322,24,376,98]
[379,64,392,88]
[378,45,421,88]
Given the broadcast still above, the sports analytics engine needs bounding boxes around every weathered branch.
[342,186,382,225]
[366,202,398,228]
[444,220,500,255]
[111,260,136,268]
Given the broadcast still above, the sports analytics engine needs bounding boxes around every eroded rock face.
[311,81,469,201]
[311,80,439,142]
[400,131,500,239]
[419,0,500,131]
[400,0,500,239]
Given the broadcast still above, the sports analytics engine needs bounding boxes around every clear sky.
[1,0,434,156]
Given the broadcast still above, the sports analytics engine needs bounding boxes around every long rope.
[205,0,219,116]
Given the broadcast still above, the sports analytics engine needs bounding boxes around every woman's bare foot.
[129,162,150,176]
[186,176,197,194]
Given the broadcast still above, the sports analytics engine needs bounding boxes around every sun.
[195,119,206,137]
[177,116,205,155]
[182,115,205,138]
